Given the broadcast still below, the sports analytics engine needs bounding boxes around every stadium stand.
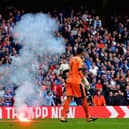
[0,6,129,106]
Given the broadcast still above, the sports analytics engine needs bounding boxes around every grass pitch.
[0,118,128,129]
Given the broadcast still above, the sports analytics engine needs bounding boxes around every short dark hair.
[76,47,83,55]
[47,91,50,94]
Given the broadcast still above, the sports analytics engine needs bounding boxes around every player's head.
[76,47,84,56]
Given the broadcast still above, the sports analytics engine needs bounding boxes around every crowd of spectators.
[0,6,129,106]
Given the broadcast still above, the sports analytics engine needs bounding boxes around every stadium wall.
[0,106,129,119]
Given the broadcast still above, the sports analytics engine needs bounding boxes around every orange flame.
[18,112,31,122]
[17,104,32,122]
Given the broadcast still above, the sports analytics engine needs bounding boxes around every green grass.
[0,119,129,129]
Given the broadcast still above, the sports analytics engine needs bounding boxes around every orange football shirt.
[67,56,84,84]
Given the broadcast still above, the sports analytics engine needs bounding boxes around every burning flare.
[18,112,31,122]
[17,104,32,122]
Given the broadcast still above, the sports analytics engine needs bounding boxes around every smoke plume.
[0,13,65,118]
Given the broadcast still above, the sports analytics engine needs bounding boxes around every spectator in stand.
[15,10,22,22]
[45,91,55,106]
[113,90,127,106]
[53,64,60,76]
[106,90,115,105]
[89,63,98,76]
[124,84,129,105]
[90,78,96,96]
[93,90,106,106]
[59,59,69,72]
[96,79,103,92]
[94,16,102,28]
[0,97,5,106]
[54,77,63,106]
[3,88,13,106]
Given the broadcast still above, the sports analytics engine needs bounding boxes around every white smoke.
[0,13,65,117]
[13,13,64,55]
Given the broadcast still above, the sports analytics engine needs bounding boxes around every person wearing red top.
[50,65,55,71]
[93,90,106,106]
[98,43,105,49]
[54,82,63,106]
[96,80,103,91]
[56,83,63,96]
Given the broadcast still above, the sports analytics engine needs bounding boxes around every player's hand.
[85,84,90,90]
[82,78,90,89]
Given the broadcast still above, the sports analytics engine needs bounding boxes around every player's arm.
[78,62,90,89]
[79,70,90,89]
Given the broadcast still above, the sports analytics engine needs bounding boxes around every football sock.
[62,98,71,118]
[82,97,89,118]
